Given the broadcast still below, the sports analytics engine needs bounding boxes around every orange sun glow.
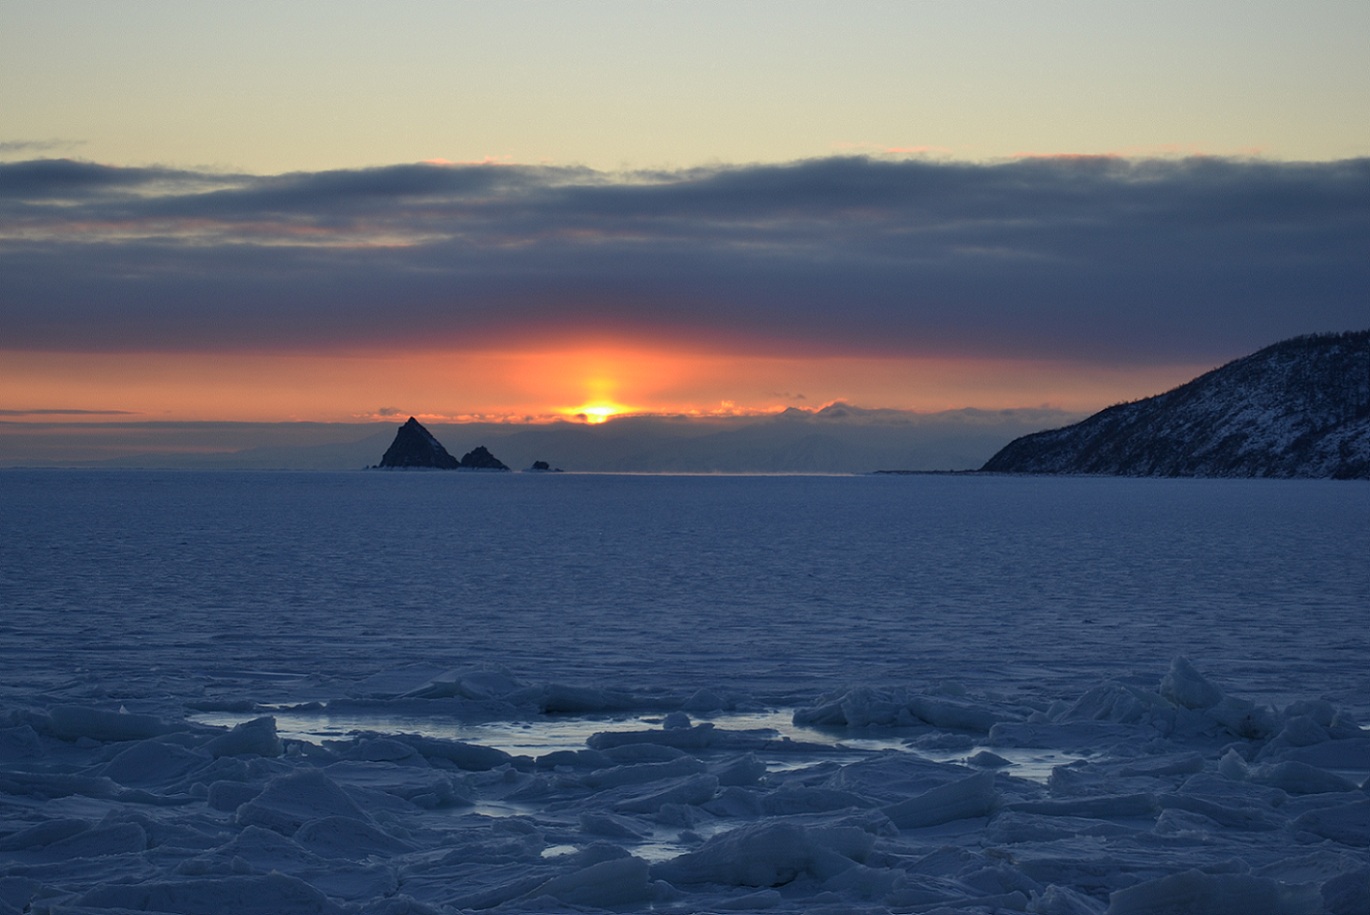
[0,344,1209,426]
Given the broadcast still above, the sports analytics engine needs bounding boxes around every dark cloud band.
[1,155,1365,363]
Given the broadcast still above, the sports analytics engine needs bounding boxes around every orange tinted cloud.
[1007,144,1269,160]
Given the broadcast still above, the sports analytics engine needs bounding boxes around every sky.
[2,1,1369,441]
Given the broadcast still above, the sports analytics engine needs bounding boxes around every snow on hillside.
[983,331,1370,478]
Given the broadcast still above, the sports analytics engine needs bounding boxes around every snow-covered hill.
[983,331,1370,479]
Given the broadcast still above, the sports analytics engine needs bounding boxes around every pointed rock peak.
[377,416,460,469]
[458,445,510,471]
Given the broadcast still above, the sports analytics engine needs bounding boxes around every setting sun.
[566,401,631,424]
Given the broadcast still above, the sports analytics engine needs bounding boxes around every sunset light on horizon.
[2,1,1368,464]
[0,344,1216,427]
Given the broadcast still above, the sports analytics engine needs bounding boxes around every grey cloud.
[0,156,1366,364]
[0,158,225,199]
[0,139,85,157]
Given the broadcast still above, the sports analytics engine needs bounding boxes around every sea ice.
[3,658,1367,913]
[3,472,1368,913]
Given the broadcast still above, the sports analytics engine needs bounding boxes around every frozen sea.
[2,470,1368,914]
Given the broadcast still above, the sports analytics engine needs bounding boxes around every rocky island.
[982,331,1370,479]
[376,417,461,469]
[375,417,510,471]
[456,445,509,471]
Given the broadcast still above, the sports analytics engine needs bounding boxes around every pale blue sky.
[4,1,1367,173]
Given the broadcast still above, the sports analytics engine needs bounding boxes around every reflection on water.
[189,706,1080,782]
[190,705,1086,863]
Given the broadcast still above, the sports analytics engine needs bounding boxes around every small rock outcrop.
[377,417,460,469]
[982,331,1370,479]
[458,446,510,471]
[527,460,563,472]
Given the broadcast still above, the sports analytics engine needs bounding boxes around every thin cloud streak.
[0,139,85,157]
[1,155,1366,364]
[0,408,137,416]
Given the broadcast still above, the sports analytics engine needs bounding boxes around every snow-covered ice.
[1,470,1367,913]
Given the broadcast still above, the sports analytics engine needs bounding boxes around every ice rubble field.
[2,471,1369,914]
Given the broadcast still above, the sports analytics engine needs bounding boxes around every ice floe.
[1,657,1367,913]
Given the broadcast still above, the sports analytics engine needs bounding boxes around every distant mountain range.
[3,405,1079,473]
[982,331,1370,479]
